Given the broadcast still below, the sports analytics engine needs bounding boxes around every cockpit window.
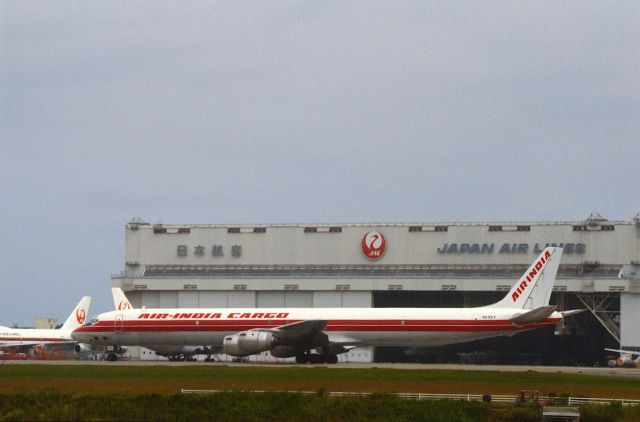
[90,318,100,326]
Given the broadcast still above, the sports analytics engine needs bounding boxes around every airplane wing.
[605,348,640,357]
[270,320,356,355]
[249,320,329,348]
[272,320,327,339]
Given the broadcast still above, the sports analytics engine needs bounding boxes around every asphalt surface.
[3,359,640,378]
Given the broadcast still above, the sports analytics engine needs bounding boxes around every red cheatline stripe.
[89,318,539,327]
[74,318,560,334]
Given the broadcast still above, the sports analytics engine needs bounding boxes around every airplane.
[72,247,579,363]
[1,297,91,354]
[605,348,640,368]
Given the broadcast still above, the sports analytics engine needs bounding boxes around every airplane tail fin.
[491,247,563,309]
[112,288,133,310]
[60,296,91,330]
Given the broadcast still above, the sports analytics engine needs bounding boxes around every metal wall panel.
[342,291,372,308]
[178,291,198,308]
[621,293,640,349]
[198,291,228,308]
[140,291,160,308]
[256,291,285,308]
[313,291,342,308]
[124,222,639,269]
[285,291,313,307]
[228,291,255,308]
[159,291,178,308]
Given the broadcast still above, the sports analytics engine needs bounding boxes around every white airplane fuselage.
[73,248,567,360]
[72,306,561,348]
[1,296,91,350]
[0,326,75,347]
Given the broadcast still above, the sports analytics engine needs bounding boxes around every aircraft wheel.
[295,354,308,364]
[106,353,118,362]
[326,355,338,364]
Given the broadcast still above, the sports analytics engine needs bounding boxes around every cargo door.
[115,314,124,332]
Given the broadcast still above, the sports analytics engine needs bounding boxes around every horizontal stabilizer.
[560,309,585,318]
[511,305,556,325]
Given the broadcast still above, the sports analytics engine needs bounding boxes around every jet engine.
[616,357,640,368]
[74,343,92,353]
[223,330,277,357]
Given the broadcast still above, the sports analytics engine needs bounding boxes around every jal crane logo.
[117,300,132,310]
[76,308,86,325]
[361,231,386,261]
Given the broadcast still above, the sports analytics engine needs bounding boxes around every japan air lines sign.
[361,231,387,261]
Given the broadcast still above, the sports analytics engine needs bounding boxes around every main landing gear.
[295,352,338,364]
[168,354,197,362]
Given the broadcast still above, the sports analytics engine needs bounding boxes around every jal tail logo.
[118,301,132,310]
[76,308,86,324]
[362,231,386,261]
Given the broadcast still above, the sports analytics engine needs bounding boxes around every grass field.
[2,364,640,399]
[2,365,640,421]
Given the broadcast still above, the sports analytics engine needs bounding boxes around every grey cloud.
[1,1,639,324]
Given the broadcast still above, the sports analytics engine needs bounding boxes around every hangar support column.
[621,293,640,351]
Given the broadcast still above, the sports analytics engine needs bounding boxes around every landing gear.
[106,352,118,361]
[168,354,197,361]
[204,355,215,362]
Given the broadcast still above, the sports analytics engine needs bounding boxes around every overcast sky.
[1,1,639,325]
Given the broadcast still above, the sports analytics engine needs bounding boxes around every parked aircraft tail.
[491,247,562,310]
[60,296,91,330]
[112,287,133,310]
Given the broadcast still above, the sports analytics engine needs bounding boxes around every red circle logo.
[361,231,386,260]
[76,308,86,324]
[118,300,132,310]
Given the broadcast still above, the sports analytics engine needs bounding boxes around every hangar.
[112,214,640,363]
